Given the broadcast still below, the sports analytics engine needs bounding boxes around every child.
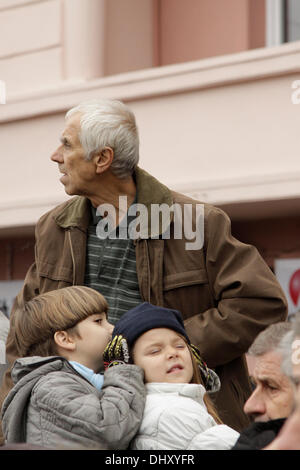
[104,302,240,450]
[1,286,145,449]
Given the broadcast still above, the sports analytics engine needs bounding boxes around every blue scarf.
[69,361,104,391]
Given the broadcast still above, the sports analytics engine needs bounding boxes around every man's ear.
[54,331,76,352]
[94,147,114,174]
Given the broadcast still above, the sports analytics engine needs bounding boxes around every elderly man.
[244,322,294,421]
[232,322,293,449]
[0,99,287,437]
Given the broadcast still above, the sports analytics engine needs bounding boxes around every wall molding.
[174,170,300,204]
[2,40,300,123]
[0,171,299,229]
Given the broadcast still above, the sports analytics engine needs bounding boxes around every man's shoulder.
[38,197,80,221]
[171,190,230,221]
[136,168,228,219]
[36,196,88,231]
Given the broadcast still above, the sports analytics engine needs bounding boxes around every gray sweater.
[1,356,145,449]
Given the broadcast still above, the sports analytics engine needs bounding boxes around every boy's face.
[132,328,194,384]
[71,312,113,372]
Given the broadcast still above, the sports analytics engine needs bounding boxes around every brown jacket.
[0,168,287,439]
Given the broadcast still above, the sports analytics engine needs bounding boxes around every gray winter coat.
[1,356,145,449]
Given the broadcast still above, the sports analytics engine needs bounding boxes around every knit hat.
[105,302,221,393]
[112,302,190,348]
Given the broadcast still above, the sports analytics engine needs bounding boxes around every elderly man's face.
[244,350,294,422]
[51,113,96,196]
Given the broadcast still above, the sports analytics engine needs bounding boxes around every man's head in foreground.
[244,322,294,422]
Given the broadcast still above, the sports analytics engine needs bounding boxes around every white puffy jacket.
[131,382,240,450]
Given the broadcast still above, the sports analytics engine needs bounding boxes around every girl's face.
[132,328,194,384]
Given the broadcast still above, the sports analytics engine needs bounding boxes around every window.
[266,0,300,46]
[266,0,285,46]
[285,0,300,41]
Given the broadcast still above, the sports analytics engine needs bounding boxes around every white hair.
[66,99,139,179]
[247,321,292,357]
[280,312,300,379]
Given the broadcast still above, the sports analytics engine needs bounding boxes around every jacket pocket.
[163,269,208,291]
[163,268,214,318]
[37,260,73,283]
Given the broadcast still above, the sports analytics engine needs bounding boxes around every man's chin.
[63,185,84,197]
[63,186,76,196]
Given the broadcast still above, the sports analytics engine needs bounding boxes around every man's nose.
[243,387,265,417]
[51,146,63,163]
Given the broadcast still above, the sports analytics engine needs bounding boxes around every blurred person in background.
[0,310,9,385]
[0,310,9,345]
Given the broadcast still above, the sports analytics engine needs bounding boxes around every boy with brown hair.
[1,286,145,449]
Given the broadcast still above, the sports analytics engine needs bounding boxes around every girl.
[104,302,240,450]
[1,286,145,449]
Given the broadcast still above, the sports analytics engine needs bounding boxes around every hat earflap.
[103,335,130,368]
[190,344,221,393]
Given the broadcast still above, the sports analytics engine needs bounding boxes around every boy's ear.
[54,330,76,351]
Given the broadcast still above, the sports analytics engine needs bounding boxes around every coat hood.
[1,356,70,443]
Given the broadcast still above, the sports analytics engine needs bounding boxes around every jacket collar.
[145,382,206,403]
[135,167,173,210]
[54,196,90,231]
[54,167,174,238]
[10,356,71,384]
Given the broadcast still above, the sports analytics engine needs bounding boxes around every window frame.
[266,0,285,46]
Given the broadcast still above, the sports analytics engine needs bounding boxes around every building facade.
[1,0,300,315]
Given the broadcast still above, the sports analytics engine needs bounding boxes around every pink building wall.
[160,0,253,64]
[1,0,300,286]
[0,0,266,94]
